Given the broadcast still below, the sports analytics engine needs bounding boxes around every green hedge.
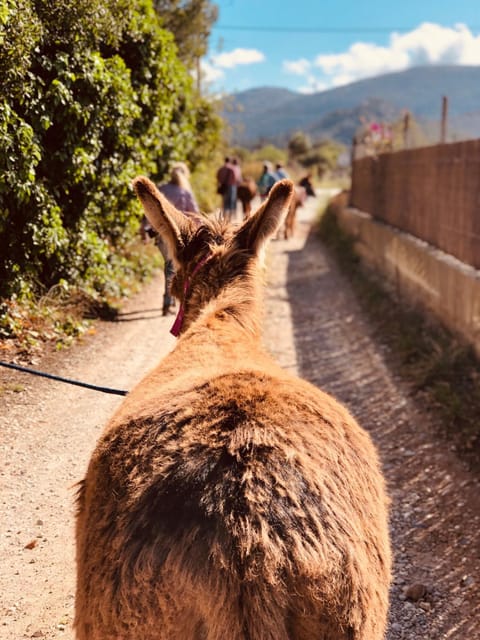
[0,0,221,301]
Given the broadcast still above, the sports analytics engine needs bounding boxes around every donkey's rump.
[77,371,388,639]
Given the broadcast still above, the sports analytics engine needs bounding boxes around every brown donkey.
[283,185,307,239]
[75,178,391,640]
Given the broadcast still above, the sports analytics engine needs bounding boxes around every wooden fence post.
[403,112,410,149]
[351,137,357,163]
[440,96,448,144]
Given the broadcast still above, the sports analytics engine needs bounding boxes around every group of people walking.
[257,161,289,199]
[216,157,293,221]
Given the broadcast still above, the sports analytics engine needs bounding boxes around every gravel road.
[1,192,479,639]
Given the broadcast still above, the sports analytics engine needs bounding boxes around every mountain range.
[222,66,480,147]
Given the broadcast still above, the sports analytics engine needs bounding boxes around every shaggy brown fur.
[75,178,391,640]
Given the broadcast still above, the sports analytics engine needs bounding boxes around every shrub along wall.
[0,0,221,303]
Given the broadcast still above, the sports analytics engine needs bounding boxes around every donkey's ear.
[133,176,191,261]
[234,179,294,255]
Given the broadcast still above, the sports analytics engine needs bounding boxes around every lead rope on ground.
[0,360,128,396]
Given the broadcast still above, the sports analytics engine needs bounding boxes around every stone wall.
[336,206,480,358]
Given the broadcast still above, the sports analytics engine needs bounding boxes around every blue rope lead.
[0,360,128,396]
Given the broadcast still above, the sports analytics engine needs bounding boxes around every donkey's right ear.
[133,176,188,260]
[234,179,294,255]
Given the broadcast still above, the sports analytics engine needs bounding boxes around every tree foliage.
[0,0,221,302]
[288,131,346,174]
[153,0,218,67]
[287,131,312,158]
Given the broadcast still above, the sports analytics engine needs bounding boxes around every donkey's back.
[75,178,391,640]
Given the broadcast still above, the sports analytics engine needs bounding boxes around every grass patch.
[0,240,162,363]
[317,194,480,472]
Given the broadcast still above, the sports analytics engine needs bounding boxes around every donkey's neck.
[169,301,271,381]
[111,284,275,427]
[181,274,264,341]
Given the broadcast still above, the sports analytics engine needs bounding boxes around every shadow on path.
[116,307,164,322]
[283,220,480,639]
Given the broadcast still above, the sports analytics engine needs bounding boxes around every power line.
[213,24,416,33]
[212,24,479,34]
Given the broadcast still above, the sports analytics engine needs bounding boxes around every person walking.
[141,164,199,315]
[274,163,289,180]
[257,162,277,200]
[228,157,243,221]
[216,157,237,222]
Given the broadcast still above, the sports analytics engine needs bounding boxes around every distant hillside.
[222,87,298,141]
[223,66,480,146]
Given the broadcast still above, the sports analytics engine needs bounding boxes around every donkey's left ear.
[234,179,294,255]
[133,176,192,263]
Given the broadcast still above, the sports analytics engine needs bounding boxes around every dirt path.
[1,193,479,639]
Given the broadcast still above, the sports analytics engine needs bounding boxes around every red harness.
[170,254,211,337]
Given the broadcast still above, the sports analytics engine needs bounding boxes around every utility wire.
[213,24,478,34]
[213,25,416,33]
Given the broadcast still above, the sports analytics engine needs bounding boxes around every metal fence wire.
[350,140,480,270]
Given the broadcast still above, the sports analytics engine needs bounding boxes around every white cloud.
[201,48,265,91]
[292,23,480,91]
[389,22,480,66]
[315,40,410,80]
[331,74,355,88]
[200,59,225,84]
[298,75,329,94]
[283,58,311,76]
[211,48,265,69]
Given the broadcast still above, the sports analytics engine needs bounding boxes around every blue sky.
[203,0,480,94]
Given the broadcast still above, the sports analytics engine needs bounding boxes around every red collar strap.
[170,254,212,337]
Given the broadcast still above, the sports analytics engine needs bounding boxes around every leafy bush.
[0,0,221,306]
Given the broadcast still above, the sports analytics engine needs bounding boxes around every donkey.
[283,185,307,239]
[75,178,391,640]
[237,177,258,219]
